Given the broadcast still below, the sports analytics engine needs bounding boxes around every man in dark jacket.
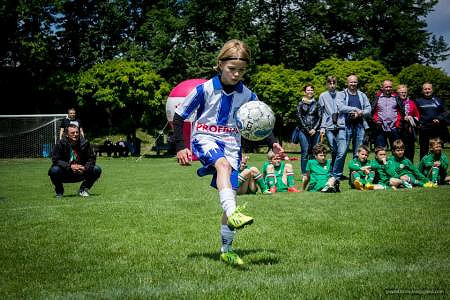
[416,82,449,159]
[49,124,102,198]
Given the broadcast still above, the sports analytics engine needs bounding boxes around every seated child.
[237,155,272,195]
[386,139,433,188]
[418,138,450,186]
[348,145,375,190]
[304,144,336,192]
[261,150,300,193]
[369,146,403,190]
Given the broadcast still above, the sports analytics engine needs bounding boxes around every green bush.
[396,64,450,100]
[250,64,319,127]
[76,59,170,134]
[310,57,395,98]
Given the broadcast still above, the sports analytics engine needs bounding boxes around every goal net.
[0,114,66,158]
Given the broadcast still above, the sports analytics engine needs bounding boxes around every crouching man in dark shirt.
[49,124,102,198]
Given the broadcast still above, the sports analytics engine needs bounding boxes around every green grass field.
[0,153,449,299]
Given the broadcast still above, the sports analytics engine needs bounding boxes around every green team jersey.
[418,152,448,182]
[369,159,390,185]
[348,158,371,175]
[386,156,428,183]
[261,160,288,191]
[306,159,331,191]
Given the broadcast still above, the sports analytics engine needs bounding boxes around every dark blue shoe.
[197,165,216,177]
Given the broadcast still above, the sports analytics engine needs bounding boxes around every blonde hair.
[397,84,407,92]
[326,76,337,83]
[214,39,251,72]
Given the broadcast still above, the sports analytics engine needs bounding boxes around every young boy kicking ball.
[304,144,336,192]
[237,155,272,195]
[348,145,375,190]
[418,138,450,186]
[262,150,300,193]
[174,40,284,266]
[386,139,433,188]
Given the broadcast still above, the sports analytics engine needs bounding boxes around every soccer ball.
[236,101,276,141]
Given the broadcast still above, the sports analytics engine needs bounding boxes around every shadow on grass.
[188,248,280,268]
[59,193,100,199]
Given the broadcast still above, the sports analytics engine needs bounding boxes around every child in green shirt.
[237,155,272,195]
[348,145,375,190]
[304,144,336,192]
[418,138,450,186]
[261,150,300,193]
[369,146,403,190]
[386,139,433,188]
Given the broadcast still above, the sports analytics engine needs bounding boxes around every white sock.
[219,188,236,217]
[220,224,236,253]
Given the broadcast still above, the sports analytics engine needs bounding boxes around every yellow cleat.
[365,183,374,190]
[354,179,364,191]
[227,204,254,230]
[423,182,434,188]
[220,250,244,266]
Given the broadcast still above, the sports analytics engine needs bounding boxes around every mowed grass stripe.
[0,153,449,298]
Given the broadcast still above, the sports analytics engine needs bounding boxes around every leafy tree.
[250,64,318,131]
[396,64,450,100]
[0,0,62,113]
[306,0,449,74]
[76,59,170,135]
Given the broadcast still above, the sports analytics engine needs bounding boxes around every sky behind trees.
[427,0,450,74]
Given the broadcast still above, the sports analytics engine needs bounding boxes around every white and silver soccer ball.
[236,101,275,141]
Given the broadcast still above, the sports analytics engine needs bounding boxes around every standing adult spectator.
[397,84,420,162]
[59,108,85,140]
[49,124,101,198]
[318,76,347,188]
[371,80,404,149]
[336,75,372,159]
[296,84,321,182]
[318,76,340,168]
[416,82,449,159]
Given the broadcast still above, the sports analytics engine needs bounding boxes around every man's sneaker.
[287,186,301,193]
[79,188,90,197]
[353,179,364,190]
[220,250,244,266]
[269,187,277,193]
[262,189,272,195]
[423,182,434,188]
[365,183,374,190]
[227,204,254,230]
[55,193,63,198]
[321,184,335,193]
[402,181,413,189]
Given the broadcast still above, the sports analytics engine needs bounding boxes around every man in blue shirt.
[336,75,371,159]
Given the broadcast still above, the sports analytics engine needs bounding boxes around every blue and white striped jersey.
[175,75,258,147]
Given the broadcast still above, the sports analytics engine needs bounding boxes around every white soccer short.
[192,135,241,190]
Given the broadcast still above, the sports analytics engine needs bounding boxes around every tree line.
[1,0,449,136]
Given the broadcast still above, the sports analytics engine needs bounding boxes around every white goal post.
[0,114,67,158]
